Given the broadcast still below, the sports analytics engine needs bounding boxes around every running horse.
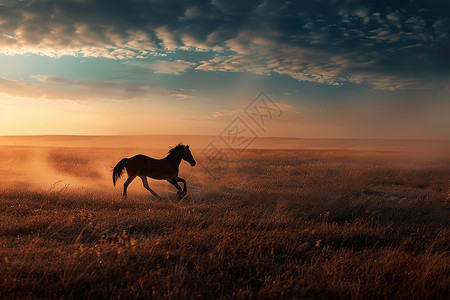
[112,144,196,199]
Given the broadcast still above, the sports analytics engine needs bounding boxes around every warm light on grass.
[0,142,449,298]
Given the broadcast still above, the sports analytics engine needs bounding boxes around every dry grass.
[0,145,449,299]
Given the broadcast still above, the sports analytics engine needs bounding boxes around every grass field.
[0,140,449,299]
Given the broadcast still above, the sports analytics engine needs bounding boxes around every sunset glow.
[0,0,449,139]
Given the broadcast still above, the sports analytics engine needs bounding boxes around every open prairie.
[0,136,449,299]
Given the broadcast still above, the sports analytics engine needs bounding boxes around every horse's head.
[181,145,196,166]
[170,144,196,166]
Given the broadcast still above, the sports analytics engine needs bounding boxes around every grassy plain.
[0,137,449,299]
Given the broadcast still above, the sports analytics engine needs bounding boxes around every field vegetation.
[0,144,449,299]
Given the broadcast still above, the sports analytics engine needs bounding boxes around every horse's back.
[128,154,159,165]
[126,154,162,175]
[126,154,176,180]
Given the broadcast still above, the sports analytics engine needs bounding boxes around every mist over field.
[1,135,448,194]
[0,136,449,299]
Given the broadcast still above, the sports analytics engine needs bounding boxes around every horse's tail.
[113,158,128,186]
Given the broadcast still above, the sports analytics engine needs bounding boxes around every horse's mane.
[168,143,189,155]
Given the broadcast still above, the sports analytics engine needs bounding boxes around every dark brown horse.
[113,144,196,199]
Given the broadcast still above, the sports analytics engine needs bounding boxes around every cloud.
[144,60,196,75]
[0,76,194,101]
[386,11,401,22]
[208,101,296,120]
[0,0,449,90]
[196,55,269,75]
[210,109,242,119]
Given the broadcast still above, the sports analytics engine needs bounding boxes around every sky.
[0,0,449,139]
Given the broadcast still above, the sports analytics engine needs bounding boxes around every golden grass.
[0,145,449,299]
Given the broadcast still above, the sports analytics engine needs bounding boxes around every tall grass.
[0,147,449,299]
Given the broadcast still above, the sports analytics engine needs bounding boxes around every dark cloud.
[0,0,449,90]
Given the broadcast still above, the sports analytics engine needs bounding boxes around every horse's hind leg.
[123,175,136,198]
[140,176,160,199]
[177,177,186,195]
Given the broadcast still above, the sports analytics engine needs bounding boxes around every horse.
[112,143,196,199]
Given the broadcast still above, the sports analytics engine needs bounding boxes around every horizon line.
[0,134,449,142]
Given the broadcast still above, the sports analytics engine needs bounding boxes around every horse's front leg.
[168,177,183,199]
[177,177,187,195]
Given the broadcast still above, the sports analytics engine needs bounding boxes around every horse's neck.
[166,152,182,166]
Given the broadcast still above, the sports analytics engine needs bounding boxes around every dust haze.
[0,135,448,195]
[1,135,448,195]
